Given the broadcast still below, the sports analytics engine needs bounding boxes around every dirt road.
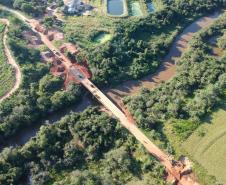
[0,19,22,102]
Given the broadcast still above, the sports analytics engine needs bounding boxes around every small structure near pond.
[63,0,93,15]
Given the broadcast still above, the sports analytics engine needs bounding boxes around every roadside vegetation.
[3,0,225,87]
[0,22,15,98]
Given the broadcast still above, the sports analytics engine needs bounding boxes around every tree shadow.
[201,101,226,124]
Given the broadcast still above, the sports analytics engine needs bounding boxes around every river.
[105,11,221,106]
[0,11,222,150]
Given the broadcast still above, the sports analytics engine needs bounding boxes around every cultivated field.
[183,103,226,184]
[0,22,15,98]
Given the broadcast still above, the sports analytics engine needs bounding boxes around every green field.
[0,22,15,98]
[63,0,116,50]
[183,104,226,184]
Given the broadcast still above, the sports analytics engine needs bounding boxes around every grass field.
[0,22,15,98]
[63,0,116,50]
[182,104,226,184]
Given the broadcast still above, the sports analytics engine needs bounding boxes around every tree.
[38,74,63,95]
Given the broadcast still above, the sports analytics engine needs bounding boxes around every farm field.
[183,102,226,185]
[0,22,15,98]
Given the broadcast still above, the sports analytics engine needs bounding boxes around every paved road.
[0,19,22,102]
[0,5,201,184]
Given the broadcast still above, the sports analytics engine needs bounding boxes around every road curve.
[0,19,22,102]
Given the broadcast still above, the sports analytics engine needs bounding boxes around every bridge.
[0,5,199,185]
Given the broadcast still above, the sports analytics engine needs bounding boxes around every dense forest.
[0,108,168,184]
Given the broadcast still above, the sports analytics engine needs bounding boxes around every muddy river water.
[0,11,222,150]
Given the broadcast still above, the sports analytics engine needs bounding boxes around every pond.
[107,0,125,16]
[93,32,112,44]
[130,2,143,16]
[147,2,155,12]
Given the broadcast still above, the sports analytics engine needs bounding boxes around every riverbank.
[105,11,221,104]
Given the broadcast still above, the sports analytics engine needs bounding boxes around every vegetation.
[0,108,168,184]
[183,100,226,185]
[0,1,226,184]
[0,0,64,17]
[0,22,15,98]
[0,12,83,143]
[64,12,116,50]
[125,13,226,132]
[63,0,226,86]
[217,30,226,49]
[125,9,226,185]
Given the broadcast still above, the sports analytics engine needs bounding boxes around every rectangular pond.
[130,2,143,16]
[147,2,155,12]
[107,0,125,16]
